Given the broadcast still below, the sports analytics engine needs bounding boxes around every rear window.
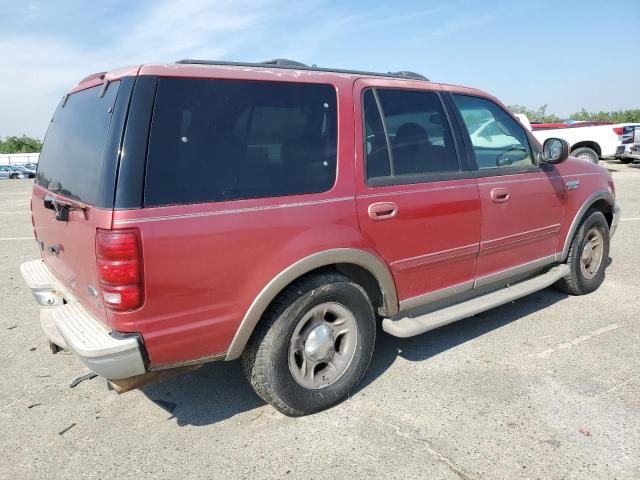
[36,82,120,204]
[144,78,337,207]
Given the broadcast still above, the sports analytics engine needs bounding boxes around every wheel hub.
[288,302,358,390]
[582,242,594,262]
[304,324,334,362]
[579,227,604,279]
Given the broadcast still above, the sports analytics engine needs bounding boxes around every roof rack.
[175,59,429,81]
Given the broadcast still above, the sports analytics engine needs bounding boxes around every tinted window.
[145,78,337,206]
[363,89,459,183]
[453,95,533,170]
[36,82,120,204]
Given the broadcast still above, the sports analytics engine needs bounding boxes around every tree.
[509,105,640,124]
[0,135,43,153]
[508,104,562,123]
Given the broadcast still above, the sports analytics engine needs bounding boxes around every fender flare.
[225,248,398,360]
[557,190,614,262]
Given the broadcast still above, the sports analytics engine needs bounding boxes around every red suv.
[21,59,620,415]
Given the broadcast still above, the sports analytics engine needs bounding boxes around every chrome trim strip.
[474,255,556,288]
[114,196,355,225]
[399,280,474,312]
[480,224,560,253]
[391,243,479,272]
[556,190,615,261]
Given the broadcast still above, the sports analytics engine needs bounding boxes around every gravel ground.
[1,160,639,480]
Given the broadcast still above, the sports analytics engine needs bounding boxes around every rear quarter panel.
[110,74,369,368]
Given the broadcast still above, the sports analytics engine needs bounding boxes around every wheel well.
[273,264,385,315]
[589,199,613,227]
[571,141,601,157]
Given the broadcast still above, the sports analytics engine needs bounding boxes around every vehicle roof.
[71,61,491,100]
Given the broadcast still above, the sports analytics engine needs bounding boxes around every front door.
[354,80,481,311]
[451,94,565,287]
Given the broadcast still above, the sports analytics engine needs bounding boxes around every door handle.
[368,202,399,220]
[490,188,510,203]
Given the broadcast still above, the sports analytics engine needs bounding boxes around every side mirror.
[542,138,569,164]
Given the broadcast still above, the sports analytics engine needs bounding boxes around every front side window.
[145,79,337,206]
[363,88,460,184]
[453,95,533,170]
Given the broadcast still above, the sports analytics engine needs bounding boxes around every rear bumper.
[20,259,146,380]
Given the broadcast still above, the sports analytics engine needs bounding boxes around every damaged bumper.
[20,259,146,380]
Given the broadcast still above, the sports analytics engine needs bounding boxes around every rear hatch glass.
[33,81,122,321]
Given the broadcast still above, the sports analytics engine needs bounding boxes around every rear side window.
[36,82,120,204]
[144,78,337,206]
[363,88,460,184]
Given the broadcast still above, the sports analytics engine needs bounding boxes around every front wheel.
[571,147,599,164]
[555,209,610,295]
[242,273,376,416]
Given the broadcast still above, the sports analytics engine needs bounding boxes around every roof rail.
[78,72,106,84]
[388,71,428,81]
[262,59,308,67]
[175,59,429,82]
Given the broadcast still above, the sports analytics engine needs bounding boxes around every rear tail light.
[96,229,143,311]
[614,127,635,144]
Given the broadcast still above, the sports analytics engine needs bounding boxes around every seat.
[392,123,432,175]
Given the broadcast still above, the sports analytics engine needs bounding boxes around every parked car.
[0,165,24,179]
[520,115,640,163]
[21,60,620,416]
[10,165,36,178]
[615,126,640,163]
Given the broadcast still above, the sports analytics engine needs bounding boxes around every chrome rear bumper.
[20,259,146,379]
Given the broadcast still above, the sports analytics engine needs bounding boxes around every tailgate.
[32,186,112,321]
[32,78,130,324]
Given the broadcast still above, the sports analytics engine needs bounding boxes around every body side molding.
[225,248,399,360]
[556,190,614,262]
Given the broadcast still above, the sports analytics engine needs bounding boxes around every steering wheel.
[496,146,527,167]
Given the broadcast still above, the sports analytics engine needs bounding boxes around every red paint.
[32,63,616,368]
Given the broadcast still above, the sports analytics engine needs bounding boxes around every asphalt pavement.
[1,161,639,479]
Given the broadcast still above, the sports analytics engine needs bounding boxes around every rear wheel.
[571,147,599,164]
[555,209,609,295]
[10,173,19,179]
[242,273,376,416]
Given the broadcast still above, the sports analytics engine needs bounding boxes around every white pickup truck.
[512,114,639,163]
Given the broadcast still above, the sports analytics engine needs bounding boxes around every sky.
[0,0,638,138]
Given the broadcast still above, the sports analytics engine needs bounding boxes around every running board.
[382,264,570,338]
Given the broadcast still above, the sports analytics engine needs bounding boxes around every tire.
[10,173,19,179]
[555,209,610,295]
[571,147,599,164]
[619,158,634,164]
[242,273,376,416]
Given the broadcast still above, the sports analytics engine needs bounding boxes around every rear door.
[450,94,565,287]
[33,79,131,321]
[354,79,481,311]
